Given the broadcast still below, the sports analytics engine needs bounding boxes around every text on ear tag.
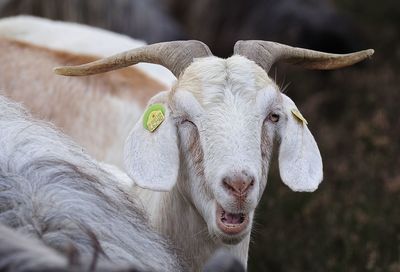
[143,103,166,132]
[291,108,308,125]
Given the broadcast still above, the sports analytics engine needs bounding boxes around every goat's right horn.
[54,40,212,78]
[234,40,374,73]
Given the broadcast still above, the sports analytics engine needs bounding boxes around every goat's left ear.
[124,92,179,191]
[278,94,323,192]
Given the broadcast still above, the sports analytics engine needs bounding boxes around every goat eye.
[268,113,280,123]
[181,119,196,126]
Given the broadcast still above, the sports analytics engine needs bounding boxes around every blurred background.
[0,0,398,271]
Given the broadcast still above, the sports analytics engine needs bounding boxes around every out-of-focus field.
[249,1,400,271]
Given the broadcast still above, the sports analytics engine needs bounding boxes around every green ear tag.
[291,108,308,125]
[143,103,166,132]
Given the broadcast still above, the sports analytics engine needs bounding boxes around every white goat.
[55,41,374,270]
[0,16,374,270]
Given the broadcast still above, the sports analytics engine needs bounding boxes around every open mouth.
[216,204,249,235]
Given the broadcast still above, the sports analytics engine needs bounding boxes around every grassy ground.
[249,1,400,271]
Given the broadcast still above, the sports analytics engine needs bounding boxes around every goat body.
[0,41,160,168]
[0,95,185,271]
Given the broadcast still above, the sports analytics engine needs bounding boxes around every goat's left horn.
[234,40,374,73]
[54,40,212,78]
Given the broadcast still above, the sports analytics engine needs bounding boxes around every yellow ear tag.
[291,108,308,125]
[143,103,166,132]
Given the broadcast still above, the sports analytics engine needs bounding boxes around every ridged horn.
[234,40,374,72]
[54,40,212,77]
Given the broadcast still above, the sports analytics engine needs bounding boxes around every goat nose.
[222,172,255,196]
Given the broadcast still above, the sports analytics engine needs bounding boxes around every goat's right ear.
[124,93,179,191]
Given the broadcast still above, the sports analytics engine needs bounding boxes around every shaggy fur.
[0,96,185,271]
[0,224,67,271]
[0,223,150,271]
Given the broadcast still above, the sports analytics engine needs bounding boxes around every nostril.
[240,179,253,194]
[222,178,235,193]
[250,179,255,187]
[222,174,255,196]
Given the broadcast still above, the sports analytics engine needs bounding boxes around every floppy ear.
[278,94,323,192]
[124,92,179,191]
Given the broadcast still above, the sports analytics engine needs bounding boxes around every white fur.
[99,162,135,189]
[0,15,175,87]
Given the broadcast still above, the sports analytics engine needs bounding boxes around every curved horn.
[234,40,374,73]
[54,40,212,77]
